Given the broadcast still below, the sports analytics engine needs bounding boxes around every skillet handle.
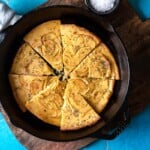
[92,108,130,140]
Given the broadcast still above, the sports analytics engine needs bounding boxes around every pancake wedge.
[10,43,54,75]
[8,75,54,112]
[61,24,100,76]
[26,77,66,126]
[24,20,63,71]
[70,44,119,79]
[61,93,100,131]
[65,78,115,113]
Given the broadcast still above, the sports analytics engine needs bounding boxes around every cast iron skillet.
[0,6,130,141]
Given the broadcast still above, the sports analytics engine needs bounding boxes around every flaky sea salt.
[90,0,116,12]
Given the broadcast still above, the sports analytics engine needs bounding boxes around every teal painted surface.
[128,0,150,20]
[82,105,150,150]
[0,113,27,150]
[0,0,48,14]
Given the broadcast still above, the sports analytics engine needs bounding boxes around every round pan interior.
[0,6,130,141]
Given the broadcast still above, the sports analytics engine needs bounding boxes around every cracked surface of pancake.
[26,77,66,126]
[61,24,101,76]
[24,20,63,71]
[10,43,54,75]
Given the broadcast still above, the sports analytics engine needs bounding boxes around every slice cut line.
[8,75,54,112]
[70,44,119,80]
[64,78,115,113]
[61,24,101,77]
[24,20,63,72]
[26,77,66,126]
[10,43,54,76]
[61,92,100,131]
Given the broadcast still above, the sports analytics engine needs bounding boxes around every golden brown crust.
[61,24,101,76]
[99,43,120,80]
[25,77,66,126]
[8,75,52,112]
[10,43,54,75]
[24,20,63,71]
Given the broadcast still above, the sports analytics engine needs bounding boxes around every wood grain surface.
[0,0,150,149]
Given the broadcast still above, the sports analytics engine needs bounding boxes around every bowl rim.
[85,0,120,15]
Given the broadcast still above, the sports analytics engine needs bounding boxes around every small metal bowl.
[85,0,120,15]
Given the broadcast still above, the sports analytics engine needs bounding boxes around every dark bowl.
[0,6,130,141]
[85,0,120,15]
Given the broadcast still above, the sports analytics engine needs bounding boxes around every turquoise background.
[128,0,150,20]
[0,113,26,150]
[0,0,48,14]
[82,105,150,150]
